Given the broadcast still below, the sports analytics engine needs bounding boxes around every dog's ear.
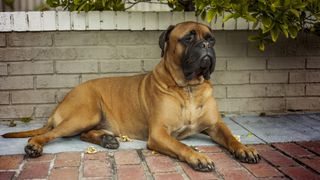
[159,25,175,57]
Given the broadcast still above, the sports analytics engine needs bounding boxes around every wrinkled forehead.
[170,22,212,39]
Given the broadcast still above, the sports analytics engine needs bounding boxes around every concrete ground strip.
[0,114,320,155]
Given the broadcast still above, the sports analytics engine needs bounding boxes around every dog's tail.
[2,118,53,138]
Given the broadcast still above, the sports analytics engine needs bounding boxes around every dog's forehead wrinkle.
[174,23,209,39]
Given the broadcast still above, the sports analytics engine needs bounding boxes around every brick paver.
[259,149,299,167]
[49,167,79,180]
[273,143,315,158]
[180,162,220,179]
[220,168,256,180]
[0,141,319,180]
[18,161,50,179]
[153,172,185,180]
[117,164,146,180]
[241,159,283,178]
[114,150,141,165]
[299,156,320,173]
[0,172,15,180]
[207,152,241,172]
[26,153,55,162]
[54,152,81,167]
[83,159,112,177]
[0,155,24,170]
[279,166,319,180]
[297,141,320,155]
[145,155,177,173]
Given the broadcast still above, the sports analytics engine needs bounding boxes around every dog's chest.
[173,87,205,139]
[181,99,203,123]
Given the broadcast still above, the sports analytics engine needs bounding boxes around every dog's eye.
[184,36,194,43]
[207,37,215,46]
[181,34,195,44]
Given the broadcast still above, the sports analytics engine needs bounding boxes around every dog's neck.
[153,58,205,88]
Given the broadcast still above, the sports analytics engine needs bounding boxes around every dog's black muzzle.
[181,40,216,80]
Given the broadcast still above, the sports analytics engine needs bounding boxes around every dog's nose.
[200,56,211,68]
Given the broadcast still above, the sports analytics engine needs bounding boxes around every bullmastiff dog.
[2,21,260,171]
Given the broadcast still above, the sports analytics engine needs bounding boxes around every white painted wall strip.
[116,11,130,30]
[0,11,250,32]
[130,12,143,30]
[0,12,12,32]
[72,11,86,30]
[13,12,28,31]
[87,11,100,30]
[100,11,115,30]
[57,11,71,30]
[28,11,41,31]
[145,12,157,30]
[42,11,56,31]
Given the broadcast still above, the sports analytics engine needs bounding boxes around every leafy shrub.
[46,0,320,50]
[193,0,320,50]
[46,0,126,11]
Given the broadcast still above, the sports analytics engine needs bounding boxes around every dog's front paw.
[186,152,215,172]
[100,135,119,149]
[25,143,43,158]
[232,145,260,164]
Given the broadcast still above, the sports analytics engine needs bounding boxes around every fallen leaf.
[85,146,97,154]
[190,145,200,152]
[119,135,133,142]
[151,151,158,155]
[9,120,16,127]
[234,135,241,142]
[20,117,32,123]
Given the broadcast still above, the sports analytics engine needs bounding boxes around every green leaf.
[252,21,260,30]
[289,9,300,18]
[270,27,279,42]
[46,0,60,7]
[258,0,266,5]
[284,0,291,8]
[243,14,257,22]
[294,3,307,9]
[280,24,289,38]
[262,23,274,33]
[262,16,272,28]
[288,26,298,38]
[248,35,261,41]
[246,132,253,138]
[78,2,87,11]
[259,42,265,51]
[223,13,234,22]
[74,0,81,5]
[102,0,106,7]
[207,9,216,23]
[270,3,276,12]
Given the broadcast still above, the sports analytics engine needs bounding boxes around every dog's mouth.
[181,40,216,81]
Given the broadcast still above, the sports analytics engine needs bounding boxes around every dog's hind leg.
[25,113,101,158]
[80,129,119,149]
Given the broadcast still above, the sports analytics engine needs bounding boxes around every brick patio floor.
[0,141,319,180]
